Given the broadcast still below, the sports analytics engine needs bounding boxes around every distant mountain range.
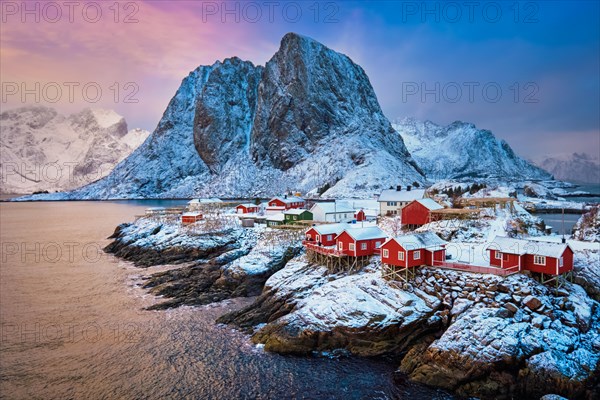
[393,117,552,182]
[533,153,599,184]
[19,33,561,200]
[1,106,149,194]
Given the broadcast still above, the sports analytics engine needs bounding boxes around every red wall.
[489,249,501,267]
[381,239,443,267]
[237,205,258,213]
[305,228,337,246]
[489,247,573,275]
[181,216,201,224]
[337,232,385,256]
[269,199,286,207]
[560,247,574,273]
[401,201,430,226]
[355,210,366,221]
[381,240,405,267]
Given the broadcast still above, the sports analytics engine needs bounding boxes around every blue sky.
[2,0,598,160]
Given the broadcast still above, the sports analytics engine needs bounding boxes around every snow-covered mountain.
[534,153,600,184]
[1,106,149,194]
[27,33,425,200]
[393,117,551,181]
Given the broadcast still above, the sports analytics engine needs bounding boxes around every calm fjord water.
[0,201,448,400]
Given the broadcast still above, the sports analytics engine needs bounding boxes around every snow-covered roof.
[271,196,305,204]
[342,226,387,241]
[309,223,349,236]
[182,212,202,217]
[386,231,447,250]
[188,198,222,204]
[266,213,285,222]
[486,236,571,258]
[237,203,257,208]
[378,189,426,202]
[283,209,310,215]
[310,202,355,214]
[415,198,444,211]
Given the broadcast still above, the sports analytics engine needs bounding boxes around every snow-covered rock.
[0,106,148,194]
[573,206,600,242]
[393,117,551,181]
[26,33,424,200]
[534,153,600,184]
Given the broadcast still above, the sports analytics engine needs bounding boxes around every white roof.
[237,203,257,208]
[415,198,444,211]
[283,209,310,215]
[386,232,447,250]
[342,226,387,241]
[182,212,202,217]
[308,223,349,236]
[266,213,285,222]
[378,189,426,202]
[271,196,305,204]
[310,202,355,214]
[486,236,571,258]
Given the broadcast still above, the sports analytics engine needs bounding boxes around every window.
[559,257,564,267]
[495,251,501,260]
[375,241,381,248]
[293,216,297,220]
[534,255,546,265]
[361,243,367,250]
[414,250,421,260]
[349,243,355,251]
[327,235,332,241]
[398,251,405,261]
[316,235,321,243]
[382,249,389,257]
[338,242,343,250]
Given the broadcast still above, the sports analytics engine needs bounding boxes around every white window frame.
[414,250,421,260]
[338,242,343,250]
[349,243,355,251]
[361,242,367,250]
[559,257,564,267]
[375,241,381,248]
[534,255,546,265]
[327,235,332,241]
[495,251,501,260]
[382,249,389,257]
[398,251,405,261]
[316,234,321,243]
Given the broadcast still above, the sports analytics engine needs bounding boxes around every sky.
[1,0,598,161]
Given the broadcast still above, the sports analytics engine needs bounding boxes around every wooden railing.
[432,260,520,276]
[302,241,345,257]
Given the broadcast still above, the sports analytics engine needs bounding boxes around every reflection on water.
[0,202,448,399]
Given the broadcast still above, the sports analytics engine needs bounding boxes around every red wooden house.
[380,232,447,281]
[266,196,305,214]
[336,226,387,257]
[401,199,443,228]
[181,211,203,224]
[236,203,260,214]
[354,209,367,222]
[304,223,349,246]
[486,236,573,276]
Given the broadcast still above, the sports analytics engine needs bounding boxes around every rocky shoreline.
[106,218,600,399]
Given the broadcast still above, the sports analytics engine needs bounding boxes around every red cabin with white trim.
[236,203,259,214]
[335,227,387,257]
[266,196,305,214]
[181,212,203,225]
[380,232,447,268]
[487,236,574,275]
[354,209,367,222]
[304,223,348,247]
[401,199,443,228]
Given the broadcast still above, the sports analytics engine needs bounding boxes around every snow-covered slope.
[393,117,551,181]
[534,153,600,184]
[26,33,424,200]
[0,106,149,194]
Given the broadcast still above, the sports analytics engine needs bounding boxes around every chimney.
[284,194,287,199]
[407,185,412,191]
[396,185,401,191]
[561,237,566,244]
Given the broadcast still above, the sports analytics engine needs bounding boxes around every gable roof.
[237,203,258,208]
[385,231,447,250]
[308,223,350,236]
[486,236,571,258]
[341,226,387,241]
[266,213,285,222]
[270,196,305,204]
[182,211,203,217]
[310,202,355,214]
[378,189,426,202]
[283,209,311,215]
[415,198,444,211]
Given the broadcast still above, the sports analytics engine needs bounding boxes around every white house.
[310,201,356,222]
[378,187,426,216]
